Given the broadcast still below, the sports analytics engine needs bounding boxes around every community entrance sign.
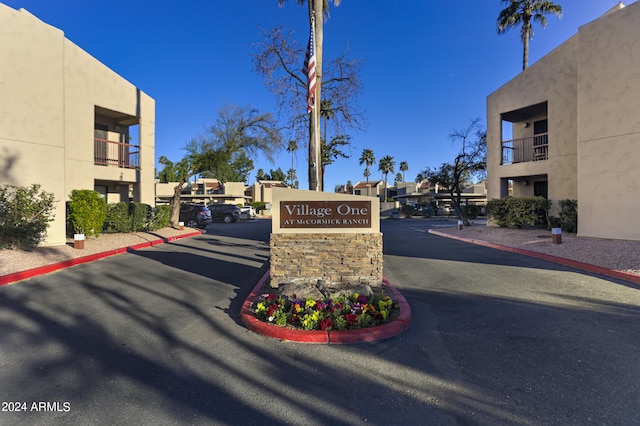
[280,201,371,229]
[270,188,382,288]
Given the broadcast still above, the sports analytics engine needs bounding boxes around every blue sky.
[4,0,625,191]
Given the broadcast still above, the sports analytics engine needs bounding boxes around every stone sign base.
[270,233,383,288]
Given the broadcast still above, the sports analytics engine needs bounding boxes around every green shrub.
[250,201,267,212]
[148,205,171,231]
[129,202,150,232]
[0,184,55,250]
[486,196,548,229]
[422,205,434,217]
[104,202,168,233]
[104,202,131,233]
[400,205,415,217]
[462,204,480,219]
[67,190,106,236]
[558,199,578,233]
[548,215,562,229]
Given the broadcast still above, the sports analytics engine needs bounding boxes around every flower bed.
[250,291,399,331]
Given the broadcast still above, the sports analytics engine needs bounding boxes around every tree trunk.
[169,184,182,227]
[523,36,529,70]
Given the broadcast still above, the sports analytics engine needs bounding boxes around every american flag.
[303,14,317,113]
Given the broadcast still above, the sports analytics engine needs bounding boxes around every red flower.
[320,318,334,330]
[343,313,359,328]
[268,305,278,317]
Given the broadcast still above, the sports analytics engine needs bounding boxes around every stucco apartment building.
[0,4,155,246]
[487,1,640,241]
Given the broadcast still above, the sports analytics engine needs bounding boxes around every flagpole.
[310,10,319,192]
[314,80,320,192]
[304,9,321,192]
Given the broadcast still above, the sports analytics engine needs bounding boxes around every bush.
[557,199,578,233]
[104,202,131,233]
[462,204,481,220]
[400,204,415,217]
[148,205,171,231]
[548,215,562,229]
[250,201,267,213]
[129,202,150,232]
[104,202,169,233]
[67,190,106,236]
[486,196,548,228]
[0,184,55,250]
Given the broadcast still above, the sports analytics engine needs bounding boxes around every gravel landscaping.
[0,227,201,277]
[434,224,640,276]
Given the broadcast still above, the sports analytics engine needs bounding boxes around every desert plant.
[67,190,106,236]
[0,184,55,250]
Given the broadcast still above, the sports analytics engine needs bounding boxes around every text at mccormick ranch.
[280,201,372,229]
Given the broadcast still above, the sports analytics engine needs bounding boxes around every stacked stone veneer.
[270,233,383,287]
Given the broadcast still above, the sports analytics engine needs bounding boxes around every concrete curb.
[240,273,412,344]
[0,231,203,286]
[428,229,640,286]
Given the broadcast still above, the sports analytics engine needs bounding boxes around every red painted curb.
[428,229,640,286]
[0,230,203,286]
[240,271,412,344]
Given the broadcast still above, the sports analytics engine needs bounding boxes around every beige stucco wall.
[486,35,579,215]
[0,5,155,245]
[576,3,640,240]
[487,2,640,240]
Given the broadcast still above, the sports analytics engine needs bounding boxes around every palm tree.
[399,161,408,181]
[287,168,299,188]
[394,173,403,185]
[359,148,376,187]
[319,99,336,191]
[286,140,298,186]
[497,0,563,71]
[378,155,395,201]
[320,99,335,144]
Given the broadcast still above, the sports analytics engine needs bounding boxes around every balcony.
[501,133,548,165]
[94,138,139,169]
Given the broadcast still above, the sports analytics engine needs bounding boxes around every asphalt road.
[1,218,639,425]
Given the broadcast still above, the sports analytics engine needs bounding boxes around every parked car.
[240,205,256,219]
[179,204,212,228]
[436,206,450,216]
[207,203,241,223]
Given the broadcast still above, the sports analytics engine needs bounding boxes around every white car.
[240,206,256,219]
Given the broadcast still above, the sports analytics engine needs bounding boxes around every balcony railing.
[94,138,139,169]
[501,133,548,165]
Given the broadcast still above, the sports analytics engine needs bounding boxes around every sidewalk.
[0,227,203,286]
